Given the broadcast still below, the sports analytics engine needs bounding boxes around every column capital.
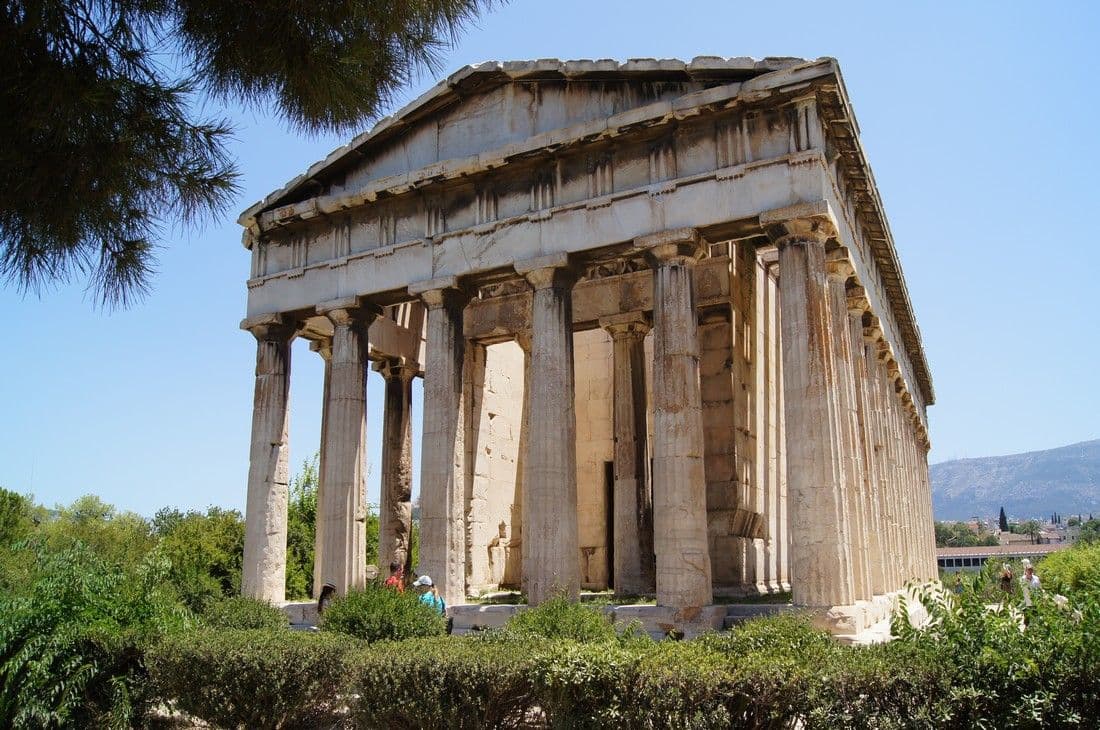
[825,248,855,280]
[846,284,870,314]
[515,253,576,290]
[317,297,382,327]
[309,337,333,361]
[760,201,838,247]
[599,312,651,339]
[373,356,419,382]
[409,277,468,310]
[634,227,703,265]
[241,313,298,343]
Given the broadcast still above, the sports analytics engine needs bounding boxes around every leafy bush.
[348,635,538,729]
[321,583,446,642]
[0,545,189,729]
[148,628,355,729]
[1038,542,1100,595]
[201,595,288,630]
[891,581,1100,727]
[529,639,640,729]
[502,596,619,642]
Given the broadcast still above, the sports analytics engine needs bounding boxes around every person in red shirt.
[383,561,404,592]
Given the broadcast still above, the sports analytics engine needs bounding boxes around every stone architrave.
[310,338,333,598]
[762,203,854,608]
[241,314,296,603]
[413,279,468,605]
[375,357,417,574]
[635,229,713,609]
[516,255,581,604]
[600,312,655,596]
[316,299,378,595]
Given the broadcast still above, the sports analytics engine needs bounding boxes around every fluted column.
[825,251,871,602]
[413,279,468,605]
[316,299,377,595]
[600,313,654,596]
[762,204,854,608]
[241,314,296,603]
[517,255,580,604]
[310,338,333,598]
[847,286,888,596]
[635,229,713,609]
[375,357,417,574]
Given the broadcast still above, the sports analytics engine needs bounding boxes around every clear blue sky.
[2,0,1098,516]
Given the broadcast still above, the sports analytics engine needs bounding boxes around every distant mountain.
[930,440,1100,521]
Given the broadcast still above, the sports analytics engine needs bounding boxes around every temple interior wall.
[465,341,525,593]
[573,328,614,589]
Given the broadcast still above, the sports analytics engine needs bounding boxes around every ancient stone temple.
[238,56,936,633]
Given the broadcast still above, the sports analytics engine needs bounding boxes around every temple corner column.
[761,202,854,609]
[241,313,297,604]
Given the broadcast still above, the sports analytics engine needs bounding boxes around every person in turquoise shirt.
[412,575,446,615]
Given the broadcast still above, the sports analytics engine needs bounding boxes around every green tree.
[1,0,494,307]
[153,506,244,611]
[998,506,1008,532]
[286,456,318,599]
[39,494,155,569]
[1020,519,1041,544]
[1079,518,1100,544]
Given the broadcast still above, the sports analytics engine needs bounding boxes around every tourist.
[953,572,964,595]
[999,563,1014,594]
[1020,559,1041,590]
[317,582,337,616]
[384,561,404,592]
[412,575,446,615]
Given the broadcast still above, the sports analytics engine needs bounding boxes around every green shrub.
[803,642,950,729]
[348,635,537,729]
[321,583,446,642]
[0,545,189,729]
[1039,542,1100,595]
[529,638,640,729]
[201,595,289,630]
[891,581,1100,726]
[502,596,618,642]
[148,628,355,729]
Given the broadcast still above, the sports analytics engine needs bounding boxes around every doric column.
[316,298,378,595]
[516,255,581,604]
[600,312,654,596]
[847,286,888,596]
[761,203,854,608]
[870,337,903,589]
[635,228,713,609]
[310,337,333,598]
[825,251,871,602]
[412,278,468,606]
[241,314,296,603]
[375,356,417,574]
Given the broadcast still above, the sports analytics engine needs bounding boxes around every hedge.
[142,587,1100,729]
[148,628,356,729]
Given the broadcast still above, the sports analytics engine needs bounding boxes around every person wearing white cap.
[413,575,446,616]
[1020,560,1041,590]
